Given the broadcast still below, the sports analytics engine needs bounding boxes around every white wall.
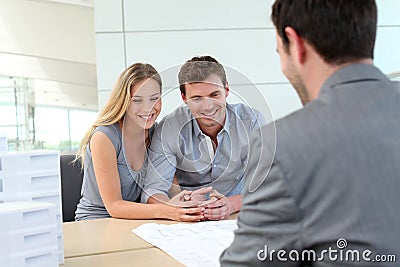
[375,0,400,77]
[94,0,400,121]
[0,0,97,110]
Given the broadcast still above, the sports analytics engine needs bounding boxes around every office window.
[35,107,97,153]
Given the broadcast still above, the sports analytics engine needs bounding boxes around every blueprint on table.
[132,220,238,267]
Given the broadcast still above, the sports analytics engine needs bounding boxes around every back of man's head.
[271,0,377,65]
[178,56,227,95]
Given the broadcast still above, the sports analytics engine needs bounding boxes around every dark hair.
[178,56,227,95]
[271,0,377,64]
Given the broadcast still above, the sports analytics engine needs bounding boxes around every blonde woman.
[75,63,205,221]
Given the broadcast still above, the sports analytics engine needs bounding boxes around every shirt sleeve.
[141,120,177,203]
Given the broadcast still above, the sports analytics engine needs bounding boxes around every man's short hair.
[178,56,227,95]
[271,0,377,64]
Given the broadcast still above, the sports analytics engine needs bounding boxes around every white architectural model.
[0,150,64,264]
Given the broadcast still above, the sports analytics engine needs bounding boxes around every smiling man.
[142,56,265,220]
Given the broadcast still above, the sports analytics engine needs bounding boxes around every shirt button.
[213,164,217,168]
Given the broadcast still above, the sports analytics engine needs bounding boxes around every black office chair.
[60,154,84,222]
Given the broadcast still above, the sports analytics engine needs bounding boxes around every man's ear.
[284,26,306,64]
[181,92,187,104]
[225,82,230,97]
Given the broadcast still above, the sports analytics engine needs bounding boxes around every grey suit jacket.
[220,64,400,266]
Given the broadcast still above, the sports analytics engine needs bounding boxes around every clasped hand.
[168,187,233,220]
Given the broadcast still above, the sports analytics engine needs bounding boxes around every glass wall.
[35,107,97,153]
[0,75,98,153]
[0,76,33,151]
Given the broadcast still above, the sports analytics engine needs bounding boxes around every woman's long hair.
[76,63,161,165]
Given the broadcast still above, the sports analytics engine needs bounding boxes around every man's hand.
[167,187,213,207]
[166,190,209,222]
[167,187,241,221]
[186,186,214,202]
[168,190,196,207]
[203,190,241,220]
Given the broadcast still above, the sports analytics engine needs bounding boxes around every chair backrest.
[60,154,83,222]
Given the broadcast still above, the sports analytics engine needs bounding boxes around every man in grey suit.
[220,0,400,266]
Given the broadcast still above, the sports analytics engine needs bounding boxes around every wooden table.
[63,248,184,267]
[62,214,238,266]
[63,218,176,258]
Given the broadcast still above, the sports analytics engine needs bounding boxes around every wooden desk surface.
[63,248,184,267]
[63,218,176,258]
[63,214,238,266]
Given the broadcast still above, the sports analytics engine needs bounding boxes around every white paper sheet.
[132,220,238,267]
